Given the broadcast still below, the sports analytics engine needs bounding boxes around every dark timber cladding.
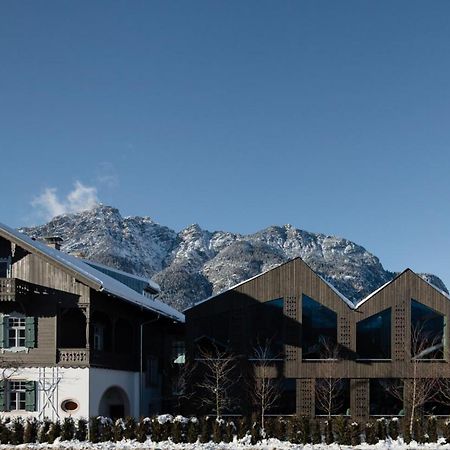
[185,257,450,419]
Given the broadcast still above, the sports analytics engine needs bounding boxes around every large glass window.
[315,378,350,416]
[302,295,337,359]
[370,379,403,416]
[251,298,284,359]
[356,308,391,359]
[411,300,445,360]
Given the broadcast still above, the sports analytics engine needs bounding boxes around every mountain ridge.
[20,205,448,311]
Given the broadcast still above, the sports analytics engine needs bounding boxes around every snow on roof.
[0,222,184,322]
[84,259,160,293]
[186,259,450,314]
[315,273,355,309]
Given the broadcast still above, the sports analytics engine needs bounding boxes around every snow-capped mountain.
[20,205,448,311]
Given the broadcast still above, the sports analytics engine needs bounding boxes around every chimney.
[43,236,63,251]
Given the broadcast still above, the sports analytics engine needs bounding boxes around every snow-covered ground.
[1,439,450,450]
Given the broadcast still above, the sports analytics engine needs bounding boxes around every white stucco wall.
[89,368,140,417]
[0,367,89,421]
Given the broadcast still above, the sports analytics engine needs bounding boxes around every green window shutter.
[25,381,36,412]
[0,315,9,348]
[0,380,6,412]
[25,317,36,348]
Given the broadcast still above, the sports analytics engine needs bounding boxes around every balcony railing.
[58,348,90,366]
[0,278,32,301]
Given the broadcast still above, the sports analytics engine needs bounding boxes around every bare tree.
[384,323,440,435]
[171,359,197,413]
[196,344,238,418]
[314,337,345,418]
[248,339,281,430]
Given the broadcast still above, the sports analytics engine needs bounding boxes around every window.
[315,378,350,416]
[145,356,159,387]
[250,298,284,359]
[0,258,10,278]
[302,295,337,359]
[172,340,185,364]
[370,379,403,416]
[0,380,36,412]
[411,300,445,359]
[356,308,391,359]
[8,381,26,411]
[93,324,104,351]
[0,314,35,350]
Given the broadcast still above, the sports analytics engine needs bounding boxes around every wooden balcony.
[0,278,32,301]
[58,348,90,367]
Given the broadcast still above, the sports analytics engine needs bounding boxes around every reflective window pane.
[369,379,403,416]
[356,308,391,359]
[411,300,444,359]
[302,295,337,359]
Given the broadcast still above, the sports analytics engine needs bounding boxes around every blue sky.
[0,1,449,288]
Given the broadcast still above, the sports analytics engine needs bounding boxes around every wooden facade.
[186,258,450,418]
[0,228,184,416]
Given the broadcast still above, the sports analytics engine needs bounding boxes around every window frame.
[7,380,27,412]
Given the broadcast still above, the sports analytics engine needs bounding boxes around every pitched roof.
[0,222,184,322]
[186,258,449,312]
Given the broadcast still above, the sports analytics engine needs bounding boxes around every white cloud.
[32,181,99,221]
[96,162,119,189]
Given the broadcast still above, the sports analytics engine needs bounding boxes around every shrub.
[100,417,113,442]
[365,421,377,445]
[76,418,88,441]
[122,416,136,440]
[299,416,310,444]
[199,416,211,443]
[0,419,11,444]
[61,417,75,441]
[213,418,224,443]
[187,417,200,443]
[112,419,125,442]
[388,417,399,440]
[47,420,61,444]
[24,418,38,444]
[237,416,249,439]
[286,415,301,444]
[376,417,387,441]
[37,419,51,443]
[334,416,350,445]
[224,420,235,443]
[171,416,188,443]
[403,418,412,444]
[350,421,360,446]
[427,416,438,443]
[324,419,333,445]
[311,420,321,444]
[135,418,151,443]
[89,417,101,443]
[443,419,450,443]
[249,416,260,445]
[11,417,24,445]
[412,417,425,443]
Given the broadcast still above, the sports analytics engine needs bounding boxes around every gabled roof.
[84,259,160,294]
[0,222,184,322]
[186,258,449,312]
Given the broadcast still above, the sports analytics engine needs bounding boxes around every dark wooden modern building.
[0,222,185,420]
[185,257,450,419]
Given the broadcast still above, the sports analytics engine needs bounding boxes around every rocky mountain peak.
[20,206,448,311]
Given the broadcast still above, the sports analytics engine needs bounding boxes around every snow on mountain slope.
[20,205,448,311]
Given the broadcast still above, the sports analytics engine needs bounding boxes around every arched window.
[302,295,337,360]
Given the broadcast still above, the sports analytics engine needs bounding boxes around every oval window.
[61,399,79,412]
